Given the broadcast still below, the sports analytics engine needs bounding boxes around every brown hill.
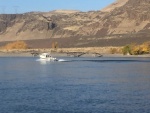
[0,0,150,48]
[101,0,129,12]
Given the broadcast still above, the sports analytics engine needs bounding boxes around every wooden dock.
[30,50,103,57]
[66,52,103,57]
[92,53,103,57]
[31,50,40,56]
[67,52,86,57]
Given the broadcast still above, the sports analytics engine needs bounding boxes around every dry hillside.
[0,0,150,48]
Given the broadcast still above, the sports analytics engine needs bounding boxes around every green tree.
[122,45,131,55]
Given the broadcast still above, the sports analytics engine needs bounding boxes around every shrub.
[52,41,58,49]
[140,42,150,54]
[122,42,150,55]
[132,46,143,55]
[122,45,131,55]
[110,48,121,54]
[2,41,28,50]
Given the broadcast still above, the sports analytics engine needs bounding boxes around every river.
[0,57,150,113]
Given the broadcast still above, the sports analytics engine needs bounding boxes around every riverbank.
[0,52,150,58]
[0,47,150,57]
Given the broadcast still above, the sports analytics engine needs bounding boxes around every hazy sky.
[0,0,115,14]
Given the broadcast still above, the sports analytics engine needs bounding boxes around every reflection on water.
[36,58,69,65]
[38,60,48,65]
[0,57,150,113]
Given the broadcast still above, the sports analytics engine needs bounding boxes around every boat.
[39,53,58,61]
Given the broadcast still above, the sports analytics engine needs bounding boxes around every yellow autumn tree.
[2,41,28,50]
[122,42,150,55]
[52,41,58,49]
[140,42,150,54]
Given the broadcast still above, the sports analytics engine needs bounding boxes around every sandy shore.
[0,48,150,58]
[0,52,150,58]
[0,52,32,57]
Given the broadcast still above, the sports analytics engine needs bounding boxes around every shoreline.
[0,51,150,58]
[0,47,150,58]
[0,53,150,58]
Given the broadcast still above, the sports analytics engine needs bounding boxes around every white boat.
[39,53,58,61]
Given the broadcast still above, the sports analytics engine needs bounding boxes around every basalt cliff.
[0,0,150,48]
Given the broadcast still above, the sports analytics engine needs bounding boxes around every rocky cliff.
[0,0,150,47]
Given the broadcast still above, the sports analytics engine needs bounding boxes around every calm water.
[0,57,150,113]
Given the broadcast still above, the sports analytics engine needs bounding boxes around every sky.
[0,0,115,14]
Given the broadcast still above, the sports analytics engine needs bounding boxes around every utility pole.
[0,6,6,14]
[14,6,19,14]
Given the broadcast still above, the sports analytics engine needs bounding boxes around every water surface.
[0,57,150,113]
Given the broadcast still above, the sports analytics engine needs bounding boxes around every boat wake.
[36,59,150,63]
[36,59,69,62]
[58,59,69,62]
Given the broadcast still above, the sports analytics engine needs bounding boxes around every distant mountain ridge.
[0,0,150,48]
